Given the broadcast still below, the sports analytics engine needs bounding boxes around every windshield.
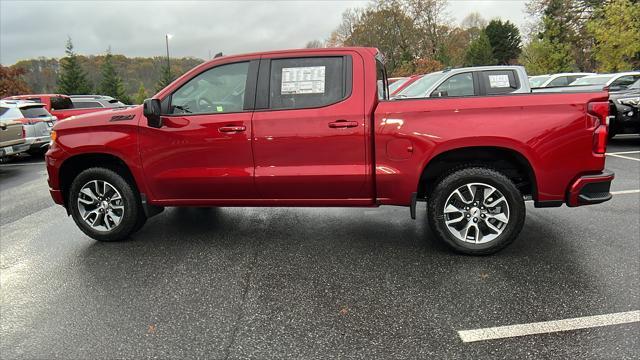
[388,78,409,93]
[529,75,550,88]
[394,72,446,98]
[571,75,613,86]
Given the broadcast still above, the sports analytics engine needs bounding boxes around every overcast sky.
[0,0,528,65]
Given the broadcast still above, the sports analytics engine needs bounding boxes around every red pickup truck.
[45,47,613,254]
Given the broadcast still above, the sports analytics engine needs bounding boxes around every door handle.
[328,120,358,128]
[219,125,246,133]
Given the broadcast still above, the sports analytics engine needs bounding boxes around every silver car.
[0,100,56,155]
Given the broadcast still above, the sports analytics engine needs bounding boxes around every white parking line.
[606,153,640,162]
[0,162,44,167]
[458,310,640,343]
[611,189,640,195]
[606,151,640,155]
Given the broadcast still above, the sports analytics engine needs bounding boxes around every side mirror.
[143,98,163,128]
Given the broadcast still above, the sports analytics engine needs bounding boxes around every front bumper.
[567,170,614,207]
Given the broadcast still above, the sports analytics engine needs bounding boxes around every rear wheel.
[427,167,525,255]
[69,167,144,241]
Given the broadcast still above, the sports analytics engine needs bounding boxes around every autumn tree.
[587,0,640,72]
[57,37,92,94]
[0,65,31,97]
[134,83,148,104]
[464,31,496,66]
[484,20,522,64]
[305,40,324,48]
[99,47,130,103]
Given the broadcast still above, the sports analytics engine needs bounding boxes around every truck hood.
[53,105,141,131]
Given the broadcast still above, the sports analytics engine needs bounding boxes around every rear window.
[571,76,612,86]
[529,75,550,88]
[480,70,518,95]
[51,96,73,110]
[547,76,569,87]
[269,57,348,110]
[20,106,51,118]
[73,101,103,109]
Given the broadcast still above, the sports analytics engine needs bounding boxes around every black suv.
[609,79,640,138]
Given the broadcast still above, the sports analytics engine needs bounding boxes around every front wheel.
[69,167,145,241]
[427,167,525,255]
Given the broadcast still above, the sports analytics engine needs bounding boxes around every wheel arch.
[417,146,538,201]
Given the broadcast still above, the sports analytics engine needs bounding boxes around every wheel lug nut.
[473,218,478,223]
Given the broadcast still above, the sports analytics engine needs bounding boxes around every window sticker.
[281,66,325,94]
[488,74,510,88]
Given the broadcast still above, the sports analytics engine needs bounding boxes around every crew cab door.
[139,59,259,201]
[251,52,370,200]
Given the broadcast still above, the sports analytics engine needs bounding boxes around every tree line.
[0,38,203,103]
[309,0,639,76]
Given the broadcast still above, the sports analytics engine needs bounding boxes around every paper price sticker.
[281,66,326,94]
[488,74,510,88]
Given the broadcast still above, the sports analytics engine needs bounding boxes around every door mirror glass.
[143,98,162,128]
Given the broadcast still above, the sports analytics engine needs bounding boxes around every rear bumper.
[566,170,614,207]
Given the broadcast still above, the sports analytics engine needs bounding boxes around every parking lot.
[1,136,638,359]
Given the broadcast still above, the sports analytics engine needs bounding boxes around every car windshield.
[570,75,613,86]
[529,75,550,88]
[394,72,446,98]
[388,78,409,93]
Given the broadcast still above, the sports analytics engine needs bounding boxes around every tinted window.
[0,107,8,116]
[269,57,346,110]
[20,106,51,118]
[51,96,73,110]
[72,101,103,108]
[547,76,569,87]
[432,73,474,97]
[170,62,249,115]
[611,75,640,89]
[481,70,518,95]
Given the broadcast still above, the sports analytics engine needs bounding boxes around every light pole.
[165,34,173,75]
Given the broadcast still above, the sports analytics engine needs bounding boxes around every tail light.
[587,101,609,154]
[21,126,26,139]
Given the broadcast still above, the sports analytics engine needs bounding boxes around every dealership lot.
[1,137,638,359]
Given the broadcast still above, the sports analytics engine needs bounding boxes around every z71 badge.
[110,114,136,122]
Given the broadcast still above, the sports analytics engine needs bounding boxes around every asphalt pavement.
[1,136,639,359]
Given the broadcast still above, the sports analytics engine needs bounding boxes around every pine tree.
[135,82,148,104]
[155,63,173,92]
[484,20,521,65]
[464,31,496,66]
[99,47,129,103]
[56,37,92,95]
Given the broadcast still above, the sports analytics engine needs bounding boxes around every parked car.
[46,47,612,255]
[393,65,531,99]
[69,95,126,109]
[569,72,640,91]
[0,100,55,155]
[0,119,27,158]
[3,94,119,120]
[608,79,640,138]
[388,74,424,96]
[528,73,595,88]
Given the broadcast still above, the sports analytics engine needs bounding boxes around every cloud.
[0,0,527,66]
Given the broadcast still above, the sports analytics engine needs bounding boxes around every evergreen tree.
[155,63,173,92]
[484,20,521,65]
[135,82,148,104]
[56,37,92,95]
[99,47,130,103]
[464,31,496,66]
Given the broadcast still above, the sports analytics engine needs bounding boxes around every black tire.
[68,167,144,241]
[427,167,526,255]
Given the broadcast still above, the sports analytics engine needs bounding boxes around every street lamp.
[165,34,173,75]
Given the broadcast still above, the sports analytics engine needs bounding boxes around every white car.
[528,73,595,88]
[570,72,640,91]
[0,100,57,155]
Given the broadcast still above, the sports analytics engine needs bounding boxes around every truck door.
[251,53,370,200]
[139,59,259,201]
